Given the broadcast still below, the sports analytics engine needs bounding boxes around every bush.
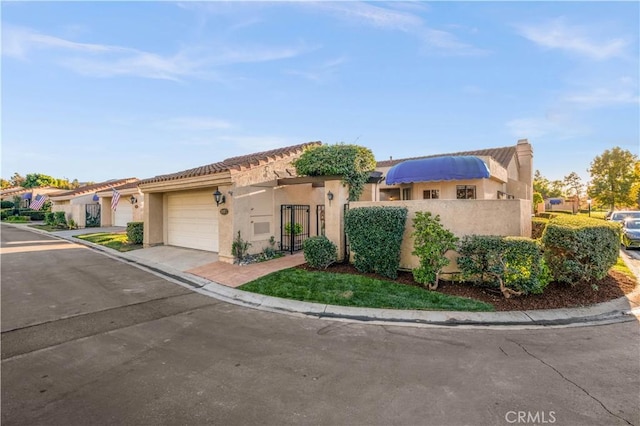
[303,236,337,269]
[542,215,620,286]
[537,212,558,219]
[1,200,14,209]
[4,215,31,223]
[126,222,144,244]
[19,209,45,221]
[345,206,407,279]
[551,210,574,215]
[231,231,251,262]
[44,212,55,226]
[1,209,11,220]
[411,211,458,289]
[457,235,551,298]
[531,217,549,239]
[53,211,67,228]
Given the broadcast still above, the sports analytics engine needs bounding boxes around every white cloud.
[562,88,639,108]
[300,2,486,56]
[163,117,234,131]
[2,25,311,81]
[286,55,348,83]
[516,18,629,60]
[506,114,589,140]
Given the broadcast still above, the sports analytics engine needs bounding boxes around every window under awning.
[386,156,491,184]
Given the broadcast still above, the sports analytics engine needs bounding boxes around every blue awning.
[92,194,100,202]
[21,192,33,200]
[386,156,491,184]
[549,198,563,205]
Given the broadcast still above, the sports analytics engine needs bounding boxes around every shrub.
[284,222,303,235]
[5,215,31,223]
[457,235,551,298]
[1,209,11,220]
[542,215,620,287]
[126,222,144,244]
[1,200,14,209]
[531,217,549,239]
[411,211,458,290]
[67,218,78,230]
[537,212,558,220]
[293,144,377,201]
[20,210,45,221]
[44,212,55,226]
[54,211,67,228]
[231,231,251,263]
[303,236,338,269]
[344,206,407,279]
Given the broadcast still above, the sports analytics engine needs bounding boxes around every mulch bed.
[295,263,638,311]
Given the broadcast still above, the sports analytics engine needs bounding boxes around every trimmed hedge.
[537,212,558,220]
[44,212,55,226]
[126,222,144,245]
[411,211,458,289]
[542,215,620,285]
[457,235,551,296]
[1,200,14,209]
[53,211,67,228]
[344,206,407,279]
[303,236,337,269]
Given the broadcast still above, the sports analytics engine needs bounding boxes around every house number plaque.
[220,208,229,215]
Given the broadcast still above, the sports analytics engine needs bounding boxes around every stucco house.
[351,139,534,271]
[0,186,61,208]
[96,180,144,227]
[49,178,138,228]
[366,139,533,203]
[138,142,324,263]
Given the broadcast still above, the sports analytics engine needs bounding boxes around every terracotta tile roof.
[49,178,138,198]
[377,145,517,169]
[139,141,321,185]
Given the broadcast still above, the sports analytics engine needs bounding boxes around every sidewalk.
[5,222,640,328]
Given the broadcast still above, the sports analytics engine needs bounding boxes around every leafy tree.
[588,147,639,210]
[563,172,583,197]
[0,179,11,189]
[411,211,458,290]
[293,143,376,201]
[9,173,25,187]
[533,170,563,199]
[631,161,640,209]
[22,173,59,188]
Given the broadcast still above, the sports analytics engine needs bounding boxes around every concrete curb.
[6,223,640,328]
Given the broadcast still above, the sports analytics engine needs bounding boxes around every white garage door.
[114,200,133,227]
[167,191,218,252]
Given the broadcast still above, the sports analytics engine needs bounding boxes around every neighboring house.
[351,139,534,271]
[545,196,579,213]
[138,142,323,263]
[367,139,533,202]
[49,178,138,228]
[95,180,144,227]
[0,186,61,208]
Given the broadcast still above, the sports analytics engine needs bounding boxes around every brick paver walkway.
[187,252,306,288]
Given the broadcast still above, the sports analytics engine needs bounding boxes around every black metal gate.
[280,204,310,254]
[85,204,101,227]
[316,205,325,236]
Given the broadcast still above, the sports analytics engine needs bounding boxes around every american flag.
[30,195,48,211]
[111,188,121,211]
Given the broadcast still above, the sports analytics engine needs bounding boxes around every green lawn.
[240,268,495,312]
[75,232,142,252]
[613,256,638,282]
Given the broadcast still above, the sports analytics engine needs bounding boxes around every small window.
[423,190,439,199]
[497,191,515,200]
[402,188,412,200]
[456,185,476,200]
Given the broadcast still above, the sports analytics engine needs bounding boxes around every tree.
[9,173,25,187]
[533,170,563,199]
[22,173,59,188]
[631,161,640,209]
[563,172,583,197]
[0,179,11,189]
[588,147,639,210]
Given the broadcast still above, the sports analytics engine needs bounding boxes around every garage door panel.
[167,191,218,252]
[114,201,133,227]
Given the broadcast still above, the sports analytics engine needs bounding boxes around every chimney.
[516,139,533,197]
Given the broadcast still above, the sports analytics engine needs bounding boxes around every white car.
[608,210,640,224]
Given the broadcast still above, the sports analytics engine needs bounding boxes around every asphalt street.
[2,225,639,426]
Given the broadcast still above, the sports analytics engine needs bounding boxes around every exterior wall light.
[130,195,137,205]
[213,190,226,206]
[327,190,334,206]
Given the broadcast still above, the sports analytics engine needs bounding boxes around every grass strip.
[75,232,142,252]
[240,268,494,312]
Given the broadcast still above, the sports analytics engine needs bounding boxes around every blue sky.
[2,1,638,186]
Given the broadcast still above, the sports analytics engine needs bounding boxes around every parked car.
[621,218,640,250]
[608,210,640,224]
